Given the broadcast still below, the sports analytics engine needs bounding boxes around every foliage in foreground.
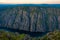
[40,30,60,40]
[0,30,60,40]
[0,30,39,40]
[0,30,27,40]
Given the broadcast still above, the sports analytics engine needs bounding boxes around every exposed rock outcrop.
[0,6,60,32]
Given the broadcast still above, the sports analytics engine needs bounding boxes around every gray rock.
[0,7,60,32]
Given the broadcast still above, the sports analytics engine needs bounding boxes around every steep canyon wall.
[0,6,60,32]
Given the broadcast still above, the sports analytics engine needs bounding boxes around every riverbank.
[0,27,48,37]
[0,30,40,40]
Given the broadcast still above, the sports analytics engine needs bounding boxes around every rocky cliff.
[0,6,60,32]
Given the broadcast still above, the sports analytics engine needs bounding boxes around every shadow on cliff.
[0,26,48,37]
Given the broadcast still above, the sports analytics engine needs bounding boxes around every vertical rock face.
[0,6,60,32]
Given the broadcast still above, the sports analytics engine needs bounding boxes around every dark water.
[0,27,48,37]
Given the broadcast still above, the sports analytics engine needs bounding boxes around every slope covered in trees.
[40,30,60,40]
